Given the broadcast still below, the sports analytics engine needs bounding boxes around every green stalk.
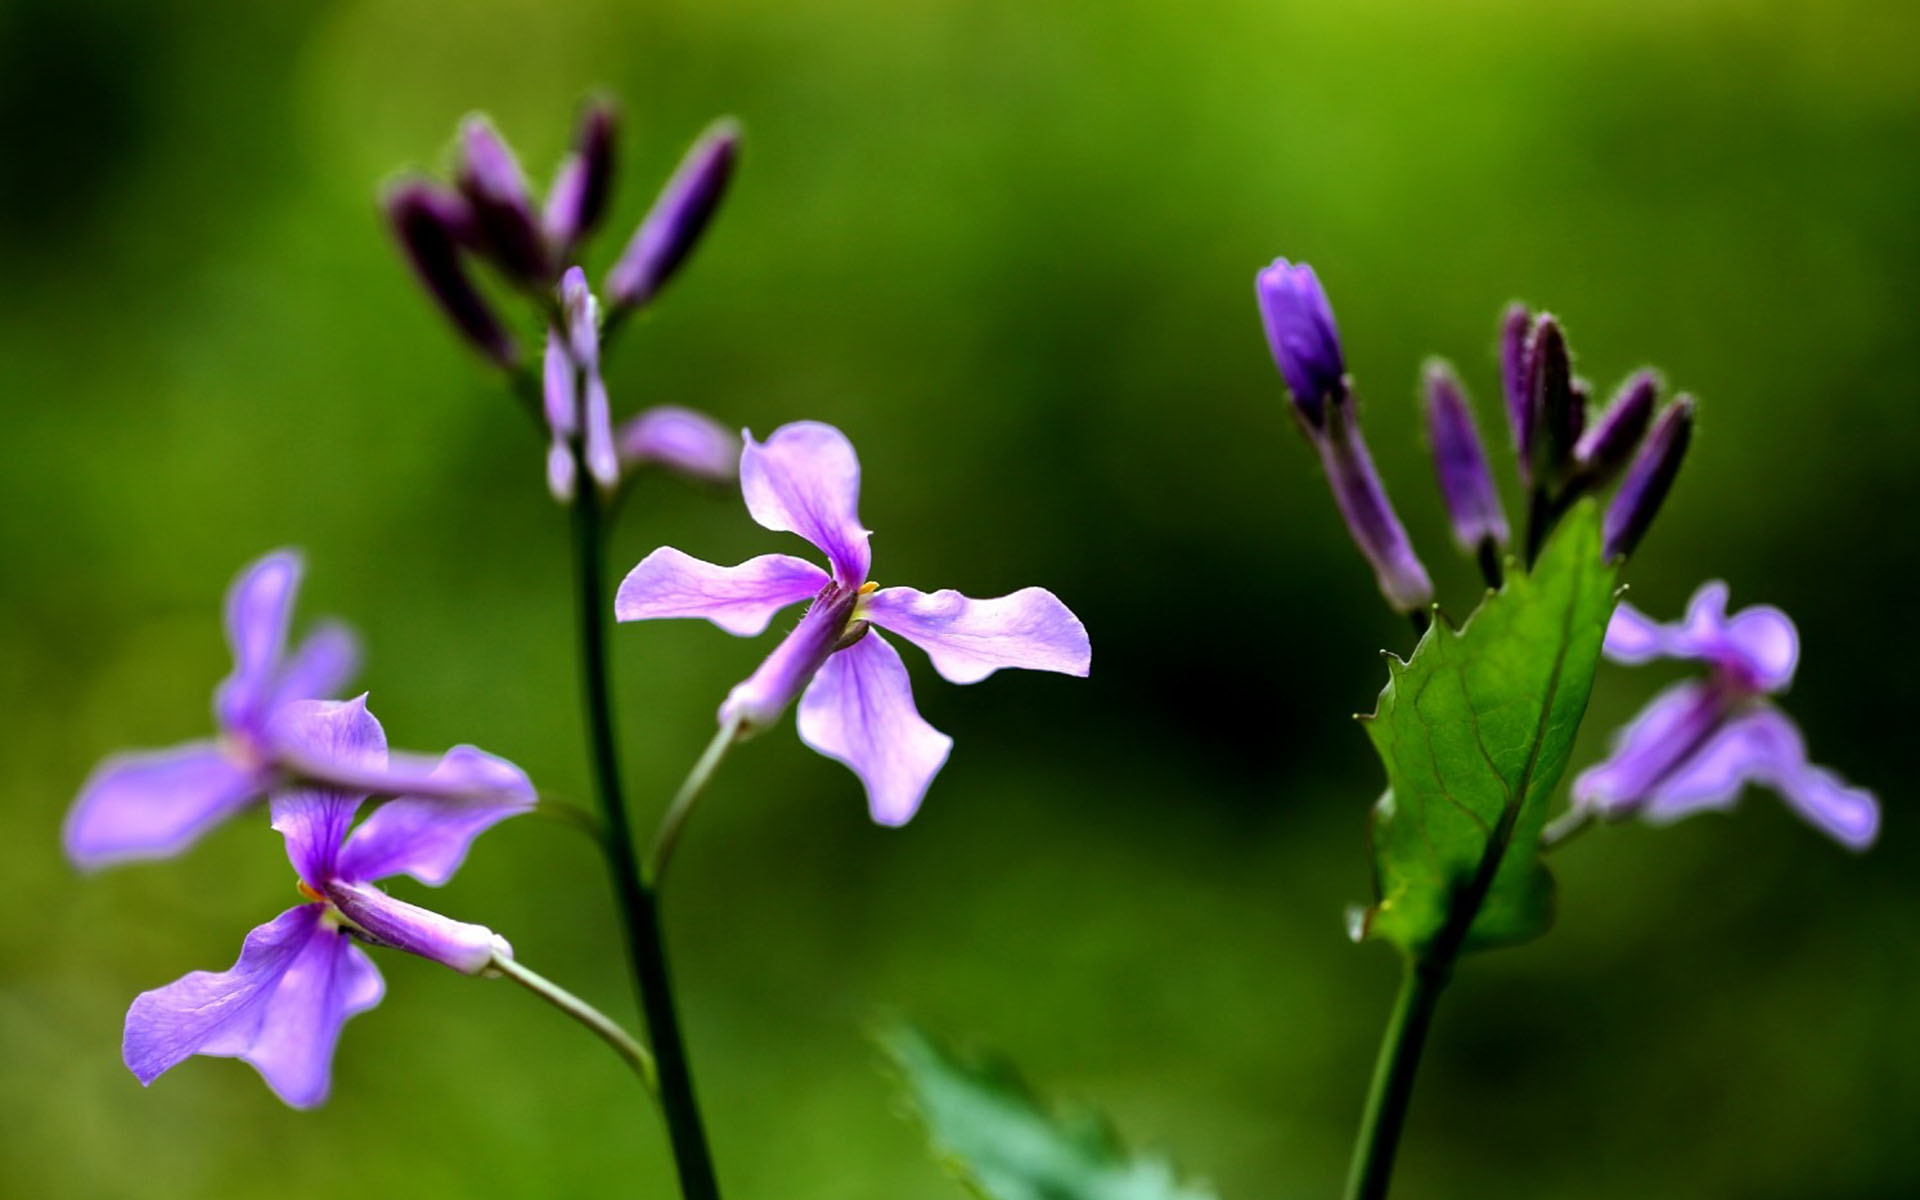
[1342,958,1449,1200]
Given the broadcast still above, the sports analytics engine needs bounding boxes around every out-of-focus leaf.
[1355,502,1619,956]
[883,1025,1220,1200]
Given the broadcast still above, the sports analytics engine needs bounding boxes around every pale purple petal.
[547,439,577,502]
[615,547,828,635]
[268,621,361,711]
[1772,760,1879,851]
[1571,681,1726,818]
[543,327,576,437]
[1602,601,1668,663]
[863,586,1091,684]
[1603,581,1798,693]
[616,406,740,484]
[1636,706,1786,822]
[335,747,534,886]
[323,880,508,974]
[64,742,264,869]
[718,583,860,731]
[582,372,619,489]
[214,550,302,731]
[796,631,953,826]
[739,422,871,584]
[266,698,388,885]
[124,906,384,1109]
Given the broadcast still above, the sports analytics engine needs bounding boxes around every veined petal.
[796,631,952,826]
[64,742,263,869]
[266,698,387,885]
[124,906,384,1109]
[268,621,361,712]
[739,422,871,584]
[616,406,740,485]
[214,550,302,731]
[324,880,508,974]
[615,547,828,635]
[863,586,1091,684]
[335,747,534,886]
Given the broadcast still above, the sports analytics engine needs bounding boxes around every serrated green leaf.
[883,1025,1220,1200]
[1356,502,1619,957]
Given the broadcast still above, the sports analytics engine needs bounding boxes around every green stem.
[493,952,659,1093]
[645,718,742,888]
[571,473,724,1200]
[1343,958,1450,1200]
[1539,805,1596,852]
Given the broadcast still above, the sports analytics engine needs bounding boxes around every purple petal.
[64,742,264,869]
[1316,417,1434,613]
[1602,394,1694,560]
[718,583,861,731]
[265,698,388,885]
[1603,581,1799,693]
[268,621,361,712]
[1601,600,1668,663]
[214,550,302,732]
[1571,681,1726,817]
[544,99,617,250]
[543,326,577,437]
[605,118,740,311]
[1254,258,1345,429]
[863,586,1091,684]
[382,180,518,367]
[739,421,871,585]
[323,880,508,974]
[1500,303,1536,482]
[1422,361,1510,553]
[796,631,953,826]
[1645,706,1879,849]
[124,906,384,1109]
[616,406,740,485]
[335,747,534,886]
[1771,759,1880,851]
[582,372,618,490]
[456,114,551,286]
[615,548,828,636]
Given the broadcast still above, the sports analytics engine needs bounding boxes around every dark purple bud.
[456,115,552,287]
[718,580,861,731]
[1575,369,1658,483]
[1319,409,1434,613]
[1256,258,1347,431]
[383,179,517,368]
[1500,303,1536,481]
[606,118,741,312]
[1603,394,1695,560]
[1423,360,1510,554]
[1527,315,1578,481]
[544,99,618,251]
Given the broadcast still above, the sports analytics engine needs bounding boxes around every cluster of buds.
[1255,260,1696,613]
[382,99,740,369]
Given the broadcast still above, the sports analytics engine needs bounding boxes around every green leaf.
[883,1025,1220,1200]
[1355,502,1619,957]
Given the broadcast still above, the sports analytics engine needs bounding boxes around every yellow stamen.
[858,580,879,595]
[296,879,326,903]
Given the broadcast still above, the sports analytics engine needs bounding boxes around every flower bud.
[1255,258,1346,431]
[1574,369,1657,484]
[1527,315,1578,482]
[1500,303,1535,482]
[606,118,741,312]
[718,582,860,732]
[1423,360,1510,554]
[456,115,552,287]
[383,180,517,368]
[324,879,509,975]
[1319,410,1434,613]
[544,98,618,252]
[1603,394,1695,560]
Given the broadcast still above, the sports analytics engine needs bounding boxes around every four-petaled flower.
[123,697,532,1108]
[65,551,524,868]
[615,421,1091,824]
[1572,581,1879,848]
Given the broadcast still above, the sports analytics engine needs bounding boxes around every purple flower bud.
[718,581,861,732]
[1255,258,1347,430]
[544,99,618,251]
[1603,394,1695,560]
[323,879,508,975]
[1574,369,1658,483]
[1526,315,1578,481]
[1500,303,1536,482]
[606,118,741,312]
[456,115,552,288]
[558,265,600,369]
[382,180,517,368]
[1423,360,1510,554]
[1319,411,1434,613]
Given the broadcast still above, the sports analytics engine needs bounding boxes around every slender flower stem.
[493,952,658,1093]
[1343,958,1450,1200]
[571,468,724,1200]
[1540,805,1596,852]
[645,718,742,888]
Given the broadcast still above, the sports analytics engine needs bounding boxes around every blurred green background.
[3,0,1916,1196]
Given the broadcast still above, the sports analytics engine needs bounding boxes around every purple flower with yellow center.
[615,421,1091,824]
[65,552,527,869]
[122,697,532,1108]
[1571,581,1878,848]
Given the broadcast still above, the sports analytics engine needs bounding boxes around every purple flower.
[614,421,1090,824]
[1422,360,1510,555]
[1255,259,1346,430]
[606,118,740,313]
[1572,582,1878,849]
[123,697,532,1108]
[66,552,524,868]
